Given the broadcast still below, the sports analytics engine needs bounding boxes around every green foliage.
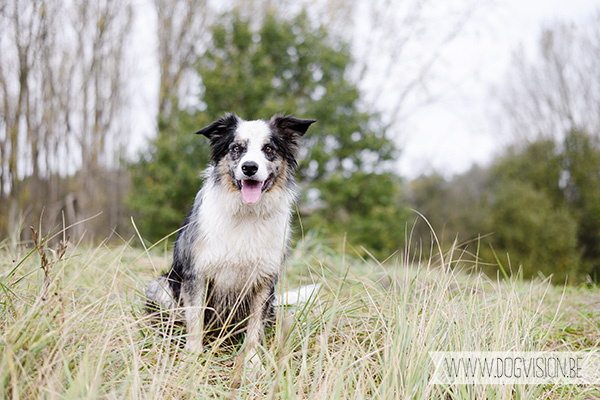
[479,139,582,280]
[491,139,565,206]
[407,166,491,251]
[562,130,600,277]
[409,130,600,282]
[128,10,406,258]
[128,115,211,243]
[308,171,408,258]
[482,180,580,282]
[488,130,600,279]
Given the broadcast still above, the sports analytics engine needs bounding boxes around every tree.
[408,135,598,282]
[0,0,134,241]
[407,166,491,255]
[495,11,600,143]
[484,180,580,282]
[0,0,51,236]
[127,111,210,243]
[154,0,212,132]
[480,131,600,281]
[69,0,134,239]
[314,171,407,258]
[484,10,600,281]
[563,130,600,277]
[129,10,407,259]
[491,139,564,207]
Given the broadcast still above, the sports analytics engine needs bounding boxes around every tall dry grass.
[0,230,597,399]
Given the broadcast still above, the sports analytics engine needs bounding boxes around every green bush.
[481,180,581,282]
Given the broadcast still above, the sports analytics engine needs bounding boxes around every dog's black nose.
[241,161,259,176]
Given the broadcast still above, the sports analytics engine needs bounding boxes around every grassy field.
[1,232,599,399]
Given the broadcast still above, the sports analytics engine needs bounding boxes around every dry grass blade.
[0,231,598,399]
[29,226,69,301]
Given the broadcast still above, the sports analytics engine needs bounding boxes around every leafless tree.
[154,0,212,127]
[67,0,134,239]
[0,0,134,241]
[495,10,600,144]
[0,0,53,237]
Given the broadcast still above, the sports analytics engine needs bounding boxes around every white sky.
[399,0,600,179]
[129,0,600,180]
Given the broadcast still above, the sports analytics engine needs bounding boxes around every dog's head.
[196,114,316,204]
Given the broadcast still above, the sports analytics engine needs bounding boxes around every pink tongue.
[241,180,262,204]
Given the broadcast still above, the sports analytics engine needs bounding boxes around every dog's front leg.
[183,281,205,355]
[232,284,270,386]
[241,284,272,367]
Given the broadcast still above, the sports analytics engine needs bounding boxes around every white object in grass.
[276,283,322,306]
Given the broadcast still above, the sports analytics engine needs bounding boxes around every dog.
[145,113,316,364]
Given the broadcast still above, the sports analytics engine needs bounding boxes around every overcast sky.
[399,0,600,179]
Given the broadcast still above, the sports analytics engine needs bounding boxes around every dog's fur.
[145,113,315,361]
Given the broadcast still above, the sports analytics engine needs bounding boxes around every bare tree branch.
[496,12,600,144]
[154,0,211,125]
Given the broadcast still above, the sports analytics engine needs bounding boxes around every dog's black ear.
[195,113,239,141]
[270,114,316,139]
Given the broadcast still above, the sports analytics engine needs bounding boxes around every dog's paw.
[231,350,264,387]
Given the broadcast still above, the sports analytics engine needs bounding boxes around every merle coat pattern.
[145,114,315,362]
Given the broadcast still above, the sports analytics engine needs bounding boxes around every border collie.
[145,113,316,364]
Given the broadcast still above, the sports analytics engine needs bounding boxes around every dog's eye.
[264,145,273,153]
[231,145,241,153]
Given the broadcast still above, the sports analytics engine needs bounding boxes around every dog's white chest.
[192,186,290,291]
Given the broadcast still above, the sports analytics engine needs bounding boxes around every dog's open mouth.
[240,176,272,204]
